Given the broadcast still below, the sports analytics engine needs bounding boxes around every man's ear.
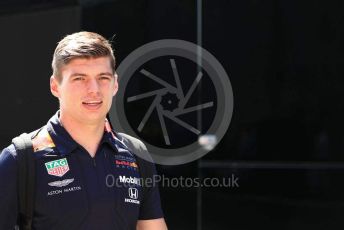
[113,72,119,96]
[50,75,60,98]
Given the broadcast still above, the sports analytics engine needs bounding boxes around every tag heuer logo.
[45,158,70,177]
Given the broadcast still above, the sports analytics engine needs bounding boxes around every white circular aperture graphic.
[110,39,233,165]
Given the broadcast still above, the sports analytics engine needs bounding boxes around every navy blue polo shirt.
[0,112,164,230]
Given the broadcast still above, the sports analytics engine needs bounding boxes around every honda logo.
[128,187,138,199]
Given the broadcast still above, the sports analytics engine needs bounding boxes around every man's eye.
[100,76,111,80]
[73,77,83,81]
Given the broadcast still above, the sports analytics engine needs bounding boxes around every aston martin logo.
[48,178,74,187]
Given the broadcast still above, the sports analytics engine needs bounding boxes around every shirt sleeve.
[138,159,164,220]
[0,145,18,229]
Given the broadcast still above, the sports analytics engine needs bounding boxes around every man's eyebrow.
[98,72,114,76]
[70,73,87,77]
[69,72,113,78]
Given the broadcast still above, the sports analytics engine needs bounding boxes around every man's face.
[50,56,118,125]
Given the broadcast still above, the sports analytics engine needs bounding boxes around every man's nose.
[87,79,100,93]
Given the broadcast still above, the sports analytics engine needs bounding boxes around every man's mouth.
[82,100,103,105]
[82,100,103,110]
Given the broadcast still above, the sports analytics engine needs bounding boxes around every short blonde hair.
[52,31,116,81]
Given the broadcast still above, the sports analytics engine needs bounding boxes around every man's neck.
[59,113,105,158]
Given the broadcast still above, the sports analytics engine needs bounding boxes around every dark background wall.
[1,0,344,229]
[0,4,80,146]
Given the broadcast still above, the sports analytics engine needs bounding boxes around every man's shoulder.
[0,130,37,161]
[117,133,146,149]
[116,132,155,165]
[1,125,52,160]
[0,144,17,159]
[0,128,39,159]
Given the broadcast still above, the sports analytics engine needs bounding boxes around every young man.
[0,32,167,230]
